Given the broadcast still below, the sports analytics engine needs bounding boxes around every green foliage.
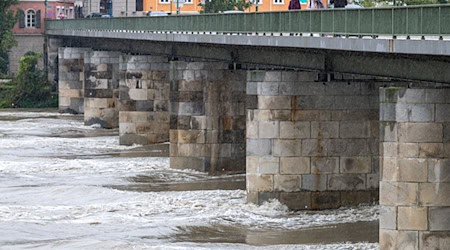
[0,51,57,109]
[400,0,444,5]
[360,0,446,7]
[0,50,9,76]
[0,0,19,52]
[199,0,252,13]
[0,0,18,76]
[0,80,15,108]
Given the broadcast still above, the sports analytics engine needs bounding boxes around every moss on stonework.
[381,121,397,132]
[384,87,404,103]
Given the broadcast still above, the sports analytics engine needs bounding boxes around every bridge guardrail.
[46,4,450,38]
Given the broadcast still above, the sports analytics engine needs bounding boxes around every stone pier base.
[84,50,121,128]
[47,38,63,87]
[170,61,247,173]
[118,55,170,145]
[246,71,382,210]
[58,47,89,114]
[380,88,450,249]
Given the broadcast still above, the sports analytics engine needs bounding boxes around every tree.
[0,50,9,75]
[0,0,18,75]
[360,0,445,7]
[12,51,55,108]
[0,0,18,51]
[199,0,252,13]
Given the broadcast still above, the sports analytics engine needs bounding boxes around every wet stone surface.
[110,174,246,192]
[171,221,379,246]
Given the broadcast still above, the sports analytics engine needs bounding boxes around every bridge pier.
[169,61,247,173]
[58,47,90,114]
[380,88,450,249]
[83,50,121,128]
[118,55,170,145]
[47,38,63,85]
[246,71,382,210]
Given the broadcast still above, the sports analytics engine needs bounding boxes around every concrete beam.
[46,30,450,57]
[49,34,450,84]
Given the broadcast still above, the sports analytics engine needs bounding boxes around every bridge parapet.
[46,5,450,38]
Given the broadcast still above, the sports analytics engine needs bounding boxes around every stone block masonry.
[118,55,170,145]
[58,47,90,114]
[246,71,395,210]
[46,38,63,85]
[170,61,247,173]
[379,88,450,250]
[83,51,121,129]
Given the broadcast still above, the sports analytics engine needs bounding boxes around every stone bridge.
[46,5,450,249]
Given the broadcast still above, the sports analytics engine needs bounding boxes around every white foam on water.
[0,111,379,249]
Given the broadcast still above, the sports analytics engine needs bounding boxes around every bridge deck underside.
[53,35,450,85]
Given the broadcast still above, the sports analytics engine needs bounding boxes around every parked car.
[222,10,244,14]
[85,12,104,18]
[146,11,168,17]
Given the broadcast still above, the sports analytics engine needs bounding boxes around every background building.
[80,0,138,17]
[7,0,313,75]
[79,0,308,17]
[144,0,202,14]
[9,0,75,75]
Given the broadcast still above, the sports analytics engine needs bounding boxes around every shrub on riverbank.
[0,80,15,108]
[0,51,9,76]
[0,51,57,108]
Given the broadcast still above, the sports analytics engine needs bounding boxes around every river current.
[0,110,379,249]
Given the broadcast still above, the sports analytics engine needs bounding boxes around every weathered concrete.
[246,71,400,210]
[46,30,450,57]
[118,54,170,145]
[379,88,450,250]
[58,47,90,114]
[48,30,450,84]
[170,61,247,173]
[84,50,121,129]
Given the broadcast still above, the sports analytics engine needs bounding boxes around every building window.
[99,0,108,14]
[136,0,144,11]
[56,6,61,18]
[254,0,263,5]
[26,9,36,27]
[274,0,283,3]
[159,0,170,4]
[185,0,193,4]
[69,7,74,18]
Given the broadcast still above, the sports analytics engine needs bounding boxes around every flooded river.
[0,110,379,249]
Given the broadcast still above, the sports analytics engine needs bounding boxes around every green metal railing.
[46,4,450,37]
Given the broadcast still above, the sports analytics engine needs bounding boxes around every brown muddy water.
[110,136,379,247]
[172,221,378,246]
[0,110,379,249]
